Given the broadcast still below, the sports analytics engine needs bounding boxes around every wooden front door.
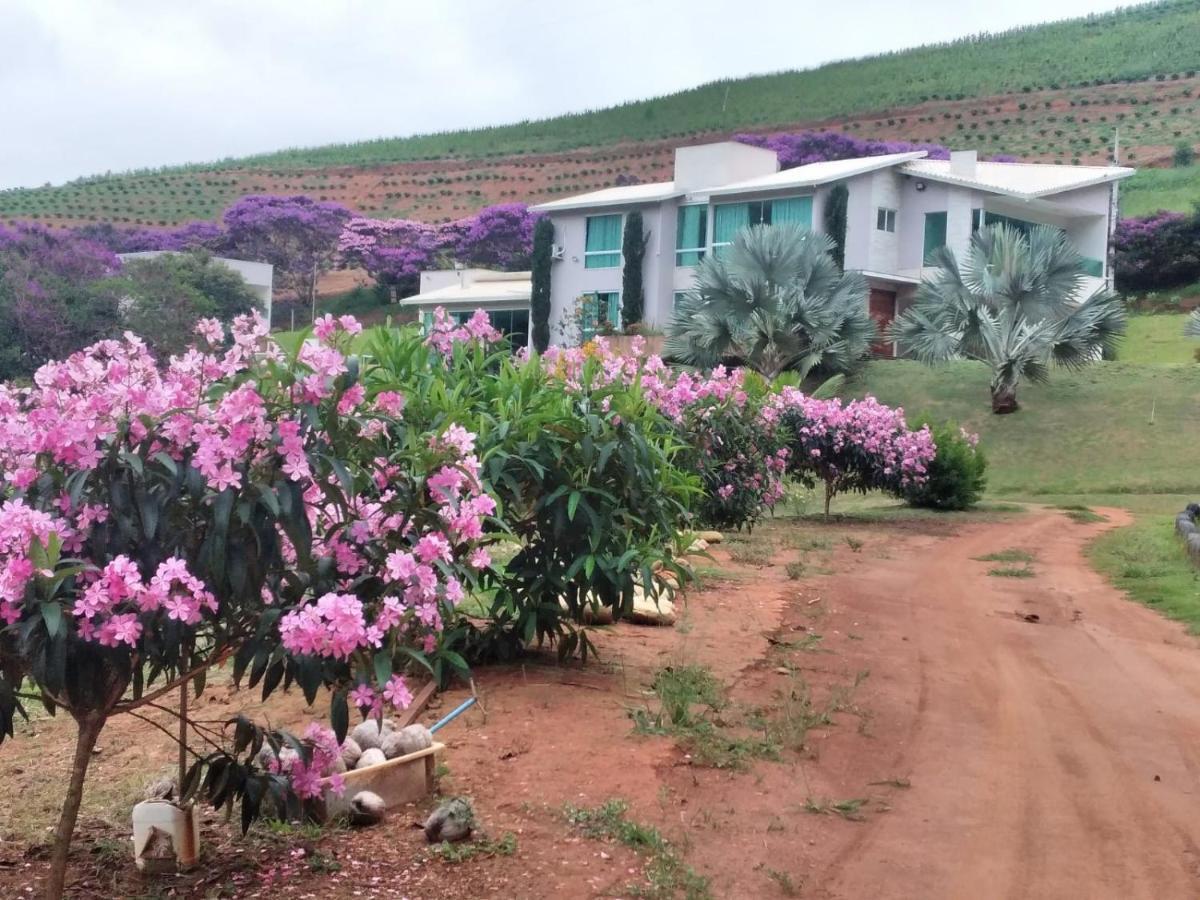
[869,289,897,357]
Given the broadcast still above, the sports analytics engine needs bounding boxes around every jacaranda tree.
[224,195,351,319]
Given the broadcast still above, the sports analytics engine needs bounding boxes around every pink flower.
[382,674,413,711]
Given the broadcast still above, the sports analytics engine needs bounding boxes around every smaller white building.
[118,251,275,321]
[402,269,532,350]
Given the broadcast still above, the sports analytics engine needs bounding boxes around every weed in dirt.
[761,866,802,896]
[785,561,806,580]
[804,797,869,821]
[261,819,327,841]
[564,799,711,899]
[987,565,1036,578]
[974,548,1035,563]
[431,832,518,862]
[768,632,823,653]
[727,536,775,566]
[1057,504,1107,524]
[630,666,780,769]
[306,850,343,874]
[869,777,912,789]
[844,536,864,553]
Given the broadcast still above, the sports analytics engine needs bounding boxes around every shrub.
[904,422,987,510]
[621,211,647,329]
[1173,142,1195,167]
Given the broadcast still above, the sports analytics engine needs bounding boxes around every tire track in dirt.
[817,507,1200,900]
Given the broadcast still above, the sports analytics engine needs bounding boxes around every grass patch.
[725,534,775,567]
[564,799,711,900]
[974,548,1035,563]
[1089,517,1200,633]
[987,565,1036,578]
[1119,313,1198,365]
[784,561,806,580]
[1057,505,1107,524]
[804,797,869,821]
[431,832,518,863]
[630,666,779,769]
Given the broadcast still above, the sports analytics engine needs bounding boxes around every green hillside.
[64,0,1200,174]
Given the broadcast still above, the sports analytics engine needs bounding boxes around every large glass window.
[712,196,812,256]
[580,292,620,342]
[584,214,622,269]
[422,308,529,351]
[676,205,707,267]
[876,208,897,232]
[923,211,948,263]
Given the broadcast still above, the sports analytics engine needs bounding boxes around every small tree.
[113,251,261,357]
[823,184,849,270]
[665,224,875,379]
[890,223,1126,414]
[530,217,554,352]
[1173,142,1195,168]
[621,211,648,330]
[0,314,490,898]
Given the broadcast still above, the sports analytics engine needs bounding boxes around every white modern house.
[403,268,532,350]
[117,251,275,321]
[529,141,1135,351]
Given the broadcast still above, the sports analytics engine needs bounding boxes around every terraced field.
[3,1,1200,227]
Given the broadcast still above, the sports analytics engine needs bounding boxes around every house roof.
[529,181,681,213]
[702,152,928,198]
[400,274,531,307]
[897,159,1136,200]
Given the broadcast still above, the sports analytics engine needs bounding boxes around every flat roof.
[401,277,531,307]
[529,181,681,213]
[702,152,928,198]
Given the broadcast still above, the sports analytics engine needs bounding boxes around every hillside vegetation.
[2,0,1200,228]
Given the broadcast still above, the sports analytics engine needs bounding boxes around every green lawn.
[845,355,1200,499]
[1119,166,1200,217]
[1120,313,1196,364]
[1089,517,1200,632]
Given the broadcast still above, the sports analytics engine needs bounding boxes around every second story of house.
[529,140,1134,341]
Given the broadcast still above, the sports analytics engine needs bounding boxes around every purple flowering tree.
[223,195,350,318]
[337,217,442,297]
[442,203,538,270]
[735,130,951,169]
[1113,209,1200,293]
[0,224,123,378]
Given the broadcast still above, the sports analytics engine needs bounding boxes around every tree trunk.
[824,481,835,516]
[991,384,1020,415]
[46,713,106,900]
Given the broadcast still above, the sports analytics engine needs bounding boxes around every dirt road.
[813,507,1200,900]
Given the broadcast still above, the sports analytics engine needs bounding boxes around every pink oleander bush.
[0,311,492,886]
[766,388,937,515]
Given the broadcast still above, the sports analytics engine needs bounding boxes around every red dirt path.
[3,506,1200,898]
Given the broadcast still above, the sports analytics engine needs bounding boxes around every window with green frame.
[580,292,620,342]
[584,214,622,269]
[672,290,690,311]
[923,211,948,263]
[712,196,812,256]
[675,205,707,267]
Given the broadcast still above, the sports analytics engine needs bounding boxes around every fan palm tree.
[664,224,875,380]
[889,223,1126,414]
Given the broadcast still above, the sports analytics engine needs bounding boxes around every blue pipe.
[430,696,477,733]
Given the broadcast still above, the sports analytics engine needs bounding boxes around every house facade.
[529,141,1134,350]
[404,268,532,350]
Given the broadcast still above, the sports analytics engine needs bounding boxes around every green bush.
[905,421,987,510]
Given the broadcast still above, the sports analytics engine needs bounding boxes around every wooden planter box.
[319,742,444,820]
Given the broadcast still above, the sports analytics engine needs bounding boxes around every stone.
[143,777,176,801]
[339,737,363,769]
[424,797,474,843]
[627,586,676,626]
[348,791,387,827]
[355,748,387,770]
[381,724,434,759]
[697,530,724,544]
[350,719,394,751]
[686,538,709,554]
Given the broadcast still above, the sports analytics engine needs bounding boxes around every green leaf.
[331,692,349,744]
[40,602,63,639]
[373,650,392,690]
[567,491,581,521]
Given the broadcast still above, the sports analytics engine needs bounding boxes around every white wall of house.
[672,142,778,191]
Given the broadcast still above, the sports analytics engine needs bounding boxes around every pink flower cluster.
[265,722,348,800]
[768,388,936,489]
[424,308,502,355]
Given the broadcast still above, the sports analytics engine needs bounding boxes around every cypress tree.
[530,216,554,352]
[824,184,849,270]
[621,211,648,329]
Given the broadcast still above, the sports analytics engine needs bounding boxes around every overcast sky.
[1,0,1130,190]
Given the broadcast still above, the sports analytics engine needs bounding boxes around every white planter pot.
[131,800,201,873]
